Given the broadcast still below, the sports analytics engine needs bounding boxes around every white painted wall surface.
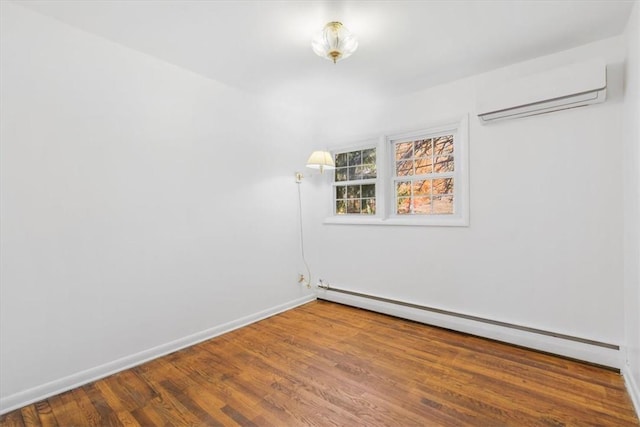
[623,0,640,413]
[306,37,627,355]
[0,3,313,410]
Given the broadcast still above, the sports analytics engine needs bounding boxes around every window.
[333,147,377,215]
[393,135,455,215]
[325,116,468,226]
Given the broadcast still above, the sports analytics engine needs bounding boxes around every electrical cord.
[297,180,312,288]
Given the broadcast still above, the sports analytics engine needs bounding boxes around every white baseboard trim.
[623,365,640,418]
[319,291,622,369]
[0,294,316,415]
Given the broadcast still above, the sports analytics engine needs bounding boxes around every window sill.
[323,215,469,227]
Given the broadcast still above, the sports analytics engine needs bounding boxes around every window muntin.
[333,147,377,215]
[392,134,456,216]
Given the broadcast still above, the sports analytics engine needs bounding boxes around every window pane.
[361,164,377,179]
[347,185,361,199]
[413,196,431,214]
[434,156,454,173]
[362,148,376,164]
[356,166,371,180]
[413,180,431,196]
[397,197,411,214]
[336,200,346,214]
[432,178,454,195]
[395,142,413,160]
[362,184,375,198]
[361,198,376,214]
[335,168,347,182]
[414,139,432,157]
[347,199,361,213]
[335,153,348,168]
[336,186,346,199]
[396,160,414,176]
[433,135,454,154]
[414,158,433,175]
[348,166,362,180]
[396,181,411,197]
[433,195,454,214]
[348,151,362,166]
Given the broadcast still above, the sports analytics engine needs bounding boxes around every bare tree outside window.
[393,135,454,215]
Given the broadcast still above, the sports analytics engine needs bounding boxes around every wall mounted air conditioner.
[477,59,607,123]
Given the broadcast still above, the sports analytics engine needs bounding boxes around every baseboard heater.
[318,284,618,351]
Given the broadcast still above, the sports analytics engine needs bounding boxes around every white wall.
[307,36,627,363]
[623,0,640,413]
[0,2,313,411]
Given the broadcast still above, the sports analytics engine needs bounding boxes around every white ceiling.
[15,0,636,107]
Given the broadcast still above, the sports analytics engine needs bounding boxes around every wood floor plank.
[157,379,224,426]
[48,392,87,427]
[113,411,140,427]
[0,410,25,427]
[32,401,57,427]
[68,388,102,427]
[128,403,167,427]
[1,301,638,426]
[19,405,42,427]
[81,383,123,427]
[143,387,206,427]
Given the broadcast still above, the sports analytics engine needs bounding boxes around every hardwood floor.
[1,300,638,426]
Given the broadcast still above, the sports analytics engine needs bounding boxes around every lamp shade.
[306,151,335,173]
[311,22,358,63]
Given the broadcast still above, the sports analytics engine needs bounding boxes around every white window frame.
[324,115,469,227]
[326,139,383,224]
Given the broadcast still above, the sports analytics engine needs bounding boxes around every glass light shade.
[306,151,335,173]
[311,22,358,63]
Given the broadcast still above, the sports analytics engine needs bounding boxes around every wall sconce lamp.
[296,150,334,183]
[306,150,335,173]
[296,151,334,290]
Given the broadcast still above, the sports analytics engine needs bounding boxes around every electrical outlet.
[317,279,330,289]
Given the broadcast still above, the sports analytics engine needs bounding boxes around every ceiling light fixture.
[311,21,358,64]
